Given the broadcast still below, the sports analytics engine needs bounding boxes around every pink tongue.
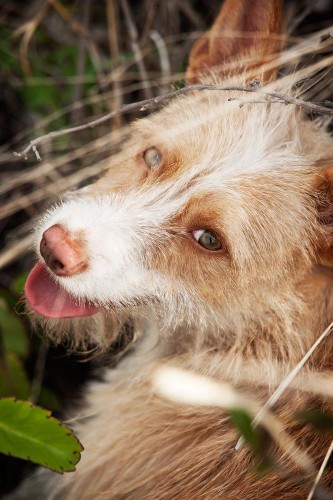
[25,263,100,319]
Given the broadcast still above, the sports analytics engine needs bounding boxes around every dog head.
[25,0,333,352]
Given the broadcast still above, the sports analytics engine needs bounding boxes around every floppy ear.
[314,165,333,267]
[186,0,283,84]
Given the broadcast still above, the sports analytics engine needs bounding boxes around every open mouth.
[25,263,100,319]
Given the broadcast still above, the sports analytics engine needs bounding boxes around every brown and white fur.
[16,0,333,498]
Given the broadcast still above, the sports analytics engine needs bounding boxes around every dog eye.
[143,147,162,170]
[193,229,222,251]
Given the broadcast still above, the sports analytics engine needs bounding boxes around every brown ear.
[186,0,283,84]
[314,165,333,267]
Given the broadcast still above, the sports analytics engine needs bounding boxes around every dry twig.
[106,0,122,129]
[119,0,153,99]
[236,322,333,451]
[154,366,315,475]
[307,440,333,500]
[13,82,333,161]
[149,30,171,94]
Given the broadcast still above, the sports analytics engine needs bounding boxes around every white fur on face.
[35,194,173,307]
[33,86,330,322]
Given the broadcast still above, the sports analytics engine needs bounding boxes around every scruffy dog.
[17,0,333,498]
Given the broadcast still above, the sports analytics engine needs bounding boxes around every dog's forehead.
[135,90,307,185]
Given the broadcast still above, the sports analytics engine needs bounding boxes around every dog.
[17,0,333,498]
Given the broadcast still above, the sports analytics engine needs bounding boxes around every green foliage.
[0,23,99,131]
[230,407,333,477]
[0,398,83,472]
[0,26,21,76]
[296,409,333,435]
[0,273,81,472]
[38,386,61,413]
[229,409,274,473]
[30,39,97,112]
[0,296,28,357]
[21,83,59,115]
[0,353,30,399]
[11,272,29,296]
[230,409,260,452]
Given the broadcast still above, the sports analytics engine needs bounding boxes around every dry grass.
[0,0,222,274]
[1,1,332,275]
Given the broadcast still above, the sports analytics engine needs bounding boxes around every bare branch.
[14,82,333,160]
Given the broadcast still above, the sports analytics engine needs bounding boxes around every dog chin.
[25,300,132,354]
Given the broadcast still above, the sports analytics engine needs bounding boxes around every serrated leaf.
[0,398,83,472]
[0,353,30,399]
[0,299,29,357]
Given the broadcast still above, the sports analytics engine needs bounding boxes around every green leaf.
[0,398,83,472]
[0,288,17,309]
[0,353,30,399]
[0,298,29,357]
[296,409,333,435]
[229,409,261,453]
[229,409,274,473]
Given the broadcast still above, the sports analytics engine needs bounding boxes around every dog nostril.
[40,224,88,277]
[51,258,65,272]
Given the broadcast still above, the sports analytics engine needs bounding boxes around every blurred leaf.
[229,409,274,473]
[296,409,333,435]
[0,398,83,472]
[11,272,29,295]
[254,457,275,475]
[229,409,261,452]
[0,353,30,399]
[0,298,29,357]
[0,26,21,76]
[38,386,61,412]
[21,83,59,113]
[0,288,17,309]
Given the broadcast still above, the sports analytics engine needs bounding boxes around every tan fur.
[186,0,283,83]
[18,1,333,499]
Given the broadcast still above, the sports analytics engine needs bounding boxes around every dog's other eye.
[193,229,222,251]
[143,147,162,170]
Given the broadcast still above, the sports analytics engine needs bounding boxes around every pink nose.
[40,224,88,277]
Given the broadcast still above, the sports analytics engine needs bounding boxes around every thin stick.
[106,0,122,129]
[13,83,333,160]
[119,0,153,99]
[70,0,92,124]
[307,440,333,500]
[235,322,333,451]
[149,30,171,94]
[154,366,315,475]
